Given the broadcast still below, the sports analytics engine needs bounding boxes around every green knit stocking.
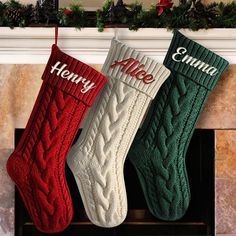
[128,30,229,221]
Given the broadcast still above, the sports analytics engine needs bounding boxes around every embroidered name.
[50,61,96,93]
[110,58,155,84]
[172,47,218,76]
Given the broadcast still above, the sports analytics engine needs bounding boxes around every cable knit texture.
[67,39,170,227]
[128,30,229,221]
[6,44,107,233]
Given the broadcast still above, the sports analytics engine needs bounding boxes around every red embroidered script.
[110,58,155,84]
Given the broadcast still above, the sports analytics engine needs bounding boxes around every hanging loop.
[114,28,118,40]
[55,25,58,46]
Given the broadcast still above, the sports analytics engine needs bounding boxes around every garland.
[0,0,236,31]
[96,0,236,31]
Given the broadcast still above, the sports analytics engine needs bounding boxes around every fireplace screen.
[15,129,215,236]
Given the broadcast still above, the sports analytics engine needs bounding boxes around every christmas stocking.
[6,44,107,233]
[128,30,229,221]
[67,39,170,227]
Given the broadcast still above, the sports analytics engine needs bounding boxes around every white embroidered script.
[172,47,218,76]
[50,61,96,93]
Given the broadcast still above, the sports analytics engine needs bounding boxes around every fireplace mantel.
[0,28,236,64]
[0,28,235,236]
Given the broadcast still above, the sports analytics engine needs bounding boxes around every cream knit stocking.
[67,39,170,227]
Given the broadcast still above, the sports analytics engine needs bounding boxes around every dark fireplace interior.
[15,129,215,236]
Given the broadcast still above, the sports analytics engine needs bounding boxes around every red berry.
[63,9,72,16]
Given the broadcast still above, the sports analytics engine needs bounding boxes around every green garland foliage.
[96,0,112,32]
[215,2,236,27]
[96,0,236,31]
[0,0,236,31]
[58,4,84,29]
[0,0,33,28]
[0,1,6,26]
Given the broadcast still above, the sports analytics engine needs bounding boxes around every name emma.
[50,61,96,93]
[172,47,218,76]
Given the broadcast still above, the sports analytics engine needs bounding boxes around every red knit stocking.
[6,44,107,233]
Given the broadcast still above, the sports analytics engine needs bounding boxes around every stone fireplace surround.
[0,28,235,236]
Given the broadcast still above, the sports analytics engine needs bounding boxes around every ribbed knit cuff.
[164,30,229,90]
[42,44,107,106]
[102,39,170,99]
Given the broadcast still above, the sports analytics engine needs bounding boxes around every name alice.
[110,58,155,84]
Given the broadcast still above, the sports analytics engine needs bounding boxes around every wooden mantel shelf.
[0,28,236,64]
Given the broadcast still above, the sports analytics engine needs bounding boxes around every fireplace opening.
[15,128,215,236]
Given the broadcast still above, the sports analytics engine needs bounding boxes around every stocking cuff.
[102,39,170,99]
[164,30,229,90]
[42,44,107,106]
